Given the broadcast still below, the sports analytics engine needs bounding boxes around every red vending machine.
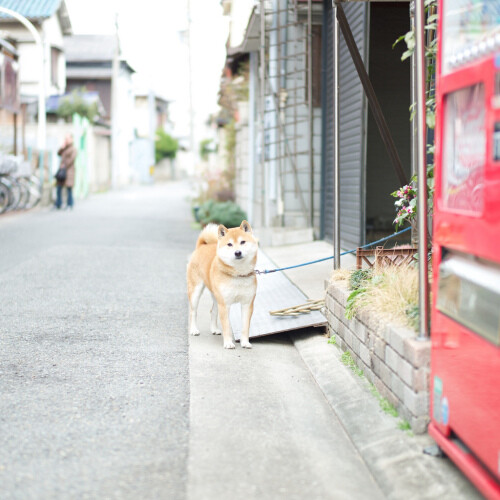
[430,2,500,498]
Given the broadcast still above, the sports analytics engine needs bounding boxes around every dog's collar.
[220,268,256,278]
[235,270,256,278]
[216,257,256,278]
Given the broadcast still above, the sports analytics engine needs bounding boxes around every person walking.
[55,134,77,210]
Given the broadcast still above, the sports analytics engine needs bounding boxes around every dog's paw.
[211,328,222,336]
[240,340,253,349]
[190,328,200,336]
[224,340,236,349]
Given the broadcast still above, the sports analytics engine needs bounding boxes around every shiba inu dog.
[187,220,258,349]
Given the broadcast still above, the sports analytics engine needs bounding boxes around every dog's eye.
[240,241,246,245]
[227,243,233,247]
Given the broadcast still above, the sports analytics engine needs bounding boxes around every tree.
[155,129,179,163]
[57,87,99,122]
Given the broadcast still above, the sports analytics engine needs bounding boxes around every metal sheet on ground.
[230,251,327,341]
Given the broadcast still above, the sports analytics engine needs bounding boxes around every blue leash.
[255,226,412,274]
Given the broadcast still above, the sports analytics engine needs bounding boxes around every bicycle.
[0,154,42,214]
[15,157,42,210]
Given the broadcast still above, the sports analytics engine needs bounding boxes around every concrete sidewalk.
[263,240,481,500]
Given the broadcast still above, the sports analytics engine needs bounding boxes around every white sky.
[65,0,229,144]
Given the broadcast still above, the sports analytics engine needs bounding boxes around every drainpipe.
[415,0,429,339]
[333,1,340,270]
[410,1,417,180]
[248,51,257,224]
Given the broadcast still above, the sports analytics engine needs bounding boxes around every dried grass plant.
[356,264,419,328]
[330,268,352,283]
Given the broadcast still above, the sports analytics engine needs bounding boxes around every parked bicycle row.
[0,154,42,215]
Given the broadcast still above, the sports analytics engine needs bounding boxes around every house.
[131,87,172,183]
[133,89,171,139]
[64,34,135,186]
[0,0,72,157]
[0,37,20,154]
[0,0,71,101]
[64,34,134,124]
[221,0,323,245]
[219,0,412,249]
[321,0,412,249]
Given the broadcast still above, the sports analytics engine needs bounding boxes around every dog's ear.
[240,220,252,233]
[218,224,228,238]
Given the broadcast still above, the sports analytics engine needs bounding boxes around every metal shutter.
[320,0,334,240]
[339,2,369,249]
[321,2,369,248]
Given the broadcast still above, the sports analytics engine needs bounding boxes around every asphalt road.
[0,183,194,499]
[2,182,471,500]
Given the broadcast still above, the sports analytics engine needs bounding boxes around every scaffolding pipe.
[415,0,429,339]
[260,0,267,227]
[333,1,340,270]
[277,0,285,225]
[269,0,279,213]
[307,0,314,228]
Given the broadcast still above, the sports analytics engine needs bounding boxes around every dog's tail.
[196,223,219,248]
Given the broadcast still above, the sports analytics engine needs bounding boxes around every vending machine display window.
[442,1,500,75]
[442,83,485,213]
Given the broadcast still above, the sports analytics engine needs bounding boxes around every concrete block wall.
[325,281,431,433]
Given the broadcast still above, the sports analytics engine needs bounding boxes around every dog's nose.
[235,250,242,258]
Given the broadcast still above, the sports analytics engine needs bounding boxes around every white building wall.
[235,107,250,219]
[239,16,322,233]
[25,121,111,194]
[115,66,135,186]
[134,96,150,138]
[42,15,67,95]
[2,15,66,98]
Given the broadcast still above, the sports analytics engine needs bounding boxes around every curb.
[289,330,481,500]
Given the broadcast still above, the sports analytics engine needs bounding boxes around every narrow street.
[0,184,192,499]
[0,183,479,500]
[0,183,384,499]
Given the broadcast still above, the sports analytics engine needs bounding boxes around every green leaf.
[426,111,436,129]
[393,34,406,49]
[345,288,366,319]
[401,50,413,61]
[404,30,415,48]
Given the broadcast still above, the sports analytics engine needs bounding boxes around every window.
[51,47,61,88]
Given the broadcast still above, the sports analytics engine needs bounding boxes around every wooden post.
[13,112,17,155]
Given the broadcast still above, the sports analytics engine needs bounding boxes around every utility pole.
[187,0,195,168]
[111,13,120,188]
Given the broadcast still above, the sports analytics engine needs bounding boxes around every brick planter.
[325,281,430,434]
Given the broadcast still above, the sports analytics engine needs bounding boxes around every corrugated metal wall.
[338,2,369,249]
[321,0,334,240]
[321,2,369,249]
